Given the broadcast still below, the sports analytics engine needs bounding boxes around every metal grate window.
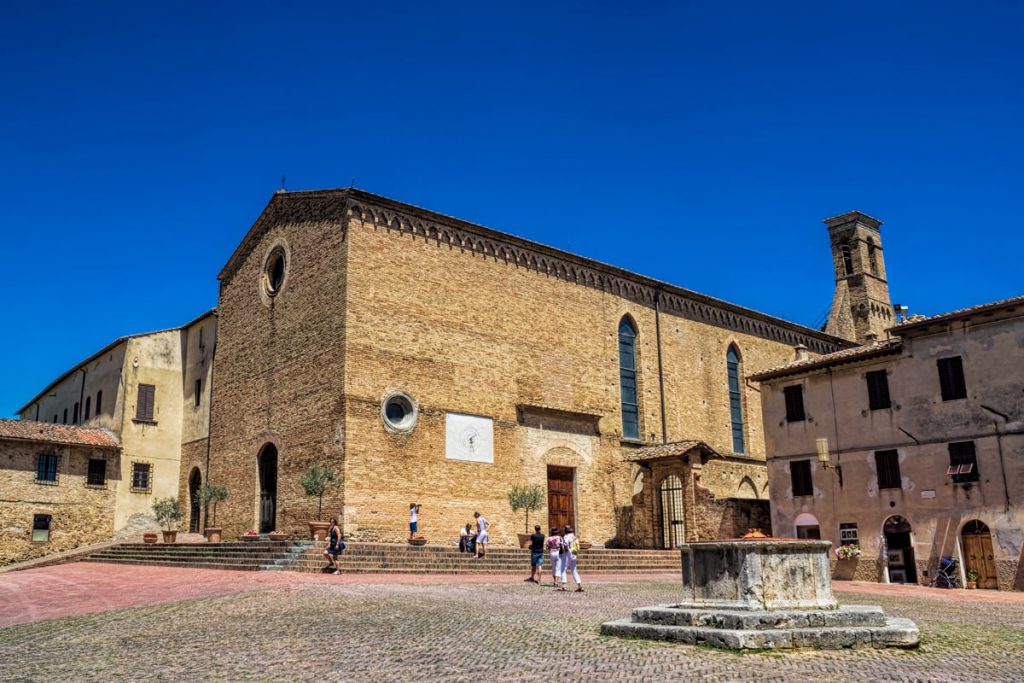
[86,459,107,487]
[131,462,152,493]
[35,453,59,485]
[658,475,685,549]
[32,514,52,543]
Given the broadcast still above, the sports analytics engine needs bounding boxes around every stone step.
[600,616,920,650]
[83,558,262,571]
[630,605,888,630]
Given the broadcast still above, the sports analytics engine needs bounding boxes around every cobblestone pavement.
[2,573,1023,682]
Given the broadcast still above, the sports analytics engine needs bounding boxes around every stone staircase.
[83,540,309,571]
[82,540,682,575]
[290,542,682,575]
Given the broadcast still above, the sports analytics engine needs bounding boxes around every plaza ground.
[2,565,1023,682]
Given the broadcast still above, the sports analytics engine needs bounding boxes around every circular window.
[381,392,417,432]
[265,248,286,296]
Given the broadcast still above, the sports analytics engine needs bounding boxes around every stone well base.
[600,604,919,650]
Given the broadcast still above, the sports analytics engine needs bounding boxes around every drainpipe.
[654,289,668,444]
[980,405,1011,512]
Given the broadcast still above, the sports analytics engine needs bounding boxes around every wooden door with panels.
[547,466,576,532]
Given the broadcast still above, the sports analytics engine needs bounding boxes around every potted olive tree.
[152,497,183,544]
[199,483,228,542]
[299,462,341,541]
[507,484,545,548]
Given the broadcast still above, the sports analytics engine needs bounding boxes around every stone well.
[601,539,919,650]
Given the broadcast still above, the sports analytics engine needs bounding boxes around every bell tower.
[823,211,894,344]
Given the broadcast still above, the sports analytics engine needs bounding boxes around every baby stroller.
[931,557,959,588]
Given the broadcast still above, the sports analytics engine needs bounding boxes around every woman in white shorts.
[545,527,563,586]
[474,511,490,558]
[559,525,584,592]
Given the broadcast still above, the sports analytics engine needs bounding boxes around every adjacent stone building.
[752,295,1024,590]
[0,420,120,565]
[206,189,849,546]
[15,310,216,537]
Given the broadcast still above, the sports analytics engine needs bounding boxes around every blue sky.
[2,2,1021,417]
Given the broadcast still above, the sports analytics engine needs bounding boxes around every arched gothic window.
[618,317,639,440]
[727,345,745,453]
[840,241,853,275]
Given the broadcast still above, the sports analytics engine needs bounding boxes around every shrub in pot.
[966,569,979,589]
[198,483,228,542]
[152,497,183,543]
[507,484,545,548]
[299,462,341,541]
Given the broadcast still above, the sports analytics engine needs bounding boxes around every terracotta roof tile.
[0,420,120,449]
[623,440,722,462]
[889,294,1024,333]
[747,338,903,382]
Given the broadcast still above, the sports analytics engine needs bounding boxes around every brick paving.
[1,565,1023,682]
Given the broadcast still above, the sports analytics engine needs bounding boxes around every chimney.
[794,344,809,362]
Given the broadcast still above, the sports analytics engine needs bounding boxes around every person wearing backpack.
[558,525,584,592]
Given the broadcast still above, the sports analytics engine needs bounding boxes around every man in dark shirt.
[527,525,545,583]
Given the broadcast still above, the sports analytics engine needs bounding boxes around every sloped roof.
[747,338,903,382]
[623,440,723,463]
[0,419,120,449]
[888,295,1023,334]
[16,308,216,415]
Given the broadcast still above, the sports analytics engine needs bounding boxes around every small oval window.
[265,248,286,296]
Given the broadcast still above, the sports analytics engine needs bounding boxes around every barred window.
[32,514,52,543]
[87,459,107,487]
[131,462,152,492]
[35,453,59,484]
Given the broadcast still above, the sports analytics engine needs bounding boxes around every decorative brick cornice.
[219,188,850,355]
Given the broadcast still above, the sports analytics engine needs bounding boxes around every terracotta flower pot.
[967,581,977,589]
[142,533,158,544]
[408,537,427,546]
[517,533,532,549]
[578,541,593,551]
[267,531,288,541]
[204,527,222,543]
[240,535,261,542]
[161,530,178,544]
[308,521,331,542]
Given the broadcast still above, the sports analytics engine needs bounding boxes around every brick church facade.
[198,189,849,547]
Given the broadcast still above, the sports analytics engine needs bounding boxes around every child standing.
[545,527,563,587]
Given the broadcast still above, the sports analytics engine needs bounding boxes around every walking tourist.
[473,511,490,559]
[559,525,584,592]
[459,523,476,553]
[322,517,344,575]
[545,527,563,587]
[526,524,545,583]
[409,502,421,540]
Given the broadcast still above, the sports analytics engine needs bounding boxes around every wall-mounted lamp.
[816,438,833,469]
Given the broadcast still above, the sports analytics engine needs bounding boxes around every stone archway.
[258,444,279,533]
[961,520,998,589]
[188,468,202,533]
[883,515,916,584]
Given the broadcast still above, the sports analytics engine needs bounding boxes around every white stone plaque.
[921,490,936,499]
[445,412,494,464]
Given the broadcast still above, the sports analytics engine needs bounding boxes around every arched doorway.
[962,520,999,589]
[258,444,278,533]
[883,516,917,584]
[658,475,685,549]
[188,468,202,533]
